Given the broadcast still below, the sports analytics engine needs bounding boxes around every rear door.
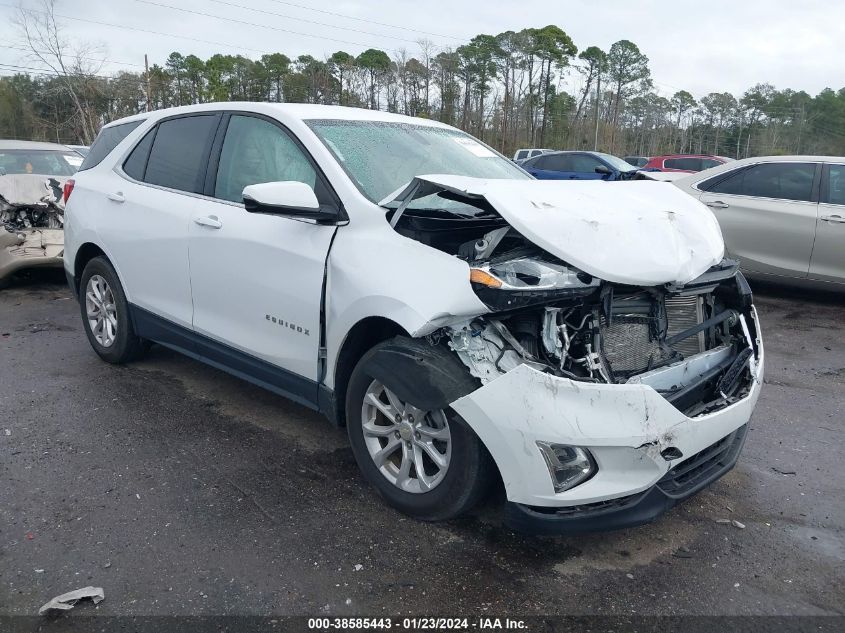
[188,112,340,383]
[109,113,220,327]
[810,163,845,284]
[698,161,819,278]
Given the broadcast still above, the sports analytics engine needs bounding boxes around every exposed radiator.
[600,314,676,378]
[665,294,705,358]
[599,293,706,380]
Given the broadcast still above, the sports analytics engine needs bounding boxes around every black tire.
[78,256,147,364]
[346,338,493,521]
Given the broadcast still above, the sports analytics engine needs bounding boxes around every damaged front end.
[446,258,758,419]
[386,176,763,533]
[0,175,66,285]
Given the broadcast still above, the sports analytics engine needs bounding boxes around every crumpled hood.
[0,174,66,207]
[388,175,724,286]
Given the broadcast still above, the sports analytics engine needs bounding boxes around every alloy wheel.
[85,274,118,347]
[360,379,452,493]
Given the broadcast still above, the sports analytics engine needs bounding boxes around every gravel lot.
[1,270,843,618]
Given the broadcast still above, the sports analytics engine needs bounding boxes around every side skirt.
[129,304,337,419]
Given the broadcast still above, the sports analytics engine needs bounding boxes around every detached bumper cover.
[506,423,748,535]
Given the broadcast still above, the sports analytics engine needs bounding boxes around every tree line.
[1,8,843,159]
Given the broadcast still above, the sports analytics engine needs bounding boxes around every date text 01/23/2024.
[307,617,528,630]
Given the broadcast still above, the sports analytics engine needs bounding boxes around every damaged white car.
[0,140,82,288]
[64,104,763,534]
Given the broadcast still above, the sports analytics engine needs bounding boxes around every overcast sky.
[3,0,843,101]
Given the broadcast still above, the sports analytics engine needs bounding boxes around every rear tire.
[78,257,146,364]
[346,338,492,521]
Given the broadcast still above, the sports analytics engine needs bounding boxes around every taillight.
[63,179,75,203]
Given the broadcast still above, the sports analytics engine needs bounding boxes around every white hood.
[391,175,724,286]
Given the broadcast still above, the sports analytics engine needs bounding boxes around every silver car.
[674,156,844,290]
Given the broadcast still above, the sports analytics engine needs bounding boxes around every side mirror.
[594,165,612,175]
[242,181,337,222]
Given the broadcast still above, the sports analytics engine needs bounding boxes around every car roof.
[652,154,724,159]
[543,150,596,155]
[715,154,845,166]
[673,154,845,187]
[103,102,455,131]
[0,139,76,151]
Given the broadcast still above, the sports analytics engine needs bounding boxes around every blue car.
[520,150,641,181]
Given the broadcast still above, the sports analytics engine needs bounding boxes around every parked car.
[674,156,844,290]
[68,144,90,158]
[513,148,551,162]
[644,154,732,173]
[521,150,641,180]
[0,140,85,288]
[623,156,649,168]
[64,103,763,534]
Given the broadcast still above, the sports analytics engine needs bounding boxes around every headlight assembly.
[471,257,597,291]
[469,256,600,310]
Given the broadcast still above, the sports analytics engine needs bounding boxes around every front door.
[188,113,340,383]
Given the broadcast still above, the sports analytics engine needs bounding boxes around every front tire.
[346,339,492,521]
[78,257,146,364]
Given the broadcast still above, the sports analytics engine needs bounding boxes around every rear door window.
[537,154,571,171]
[79,120,143,171]
[705,163,816,202]
[515,150,528,160]
[142,115,219,193]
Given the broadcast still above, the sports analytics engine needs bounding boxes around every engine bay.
[391,189,759,418]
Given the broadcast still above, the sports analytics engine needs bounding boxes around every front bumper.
[0,228,64,281]
[449,307,763,533]
[506,423,748,535]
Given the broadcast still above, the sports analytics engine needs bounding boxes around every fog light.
[536,442,596,492]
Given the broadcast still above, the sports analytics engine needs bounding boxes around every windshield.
[307,120,529,204]
[0,149,81,176]
[596,152,638,173]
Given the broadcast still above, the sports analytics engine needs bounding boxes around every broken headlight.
[469,257,600,310]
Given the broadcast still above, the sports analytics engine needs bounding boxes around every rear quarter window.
[79,120,143,171]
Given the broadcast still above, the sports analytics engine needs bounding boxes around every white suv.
[63,103,763,534]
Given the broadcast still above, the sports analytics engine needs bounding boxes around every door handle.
[194,215,222,229]
[706,200,729,209]
[107,191,125,203]
[820,214,845,224]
